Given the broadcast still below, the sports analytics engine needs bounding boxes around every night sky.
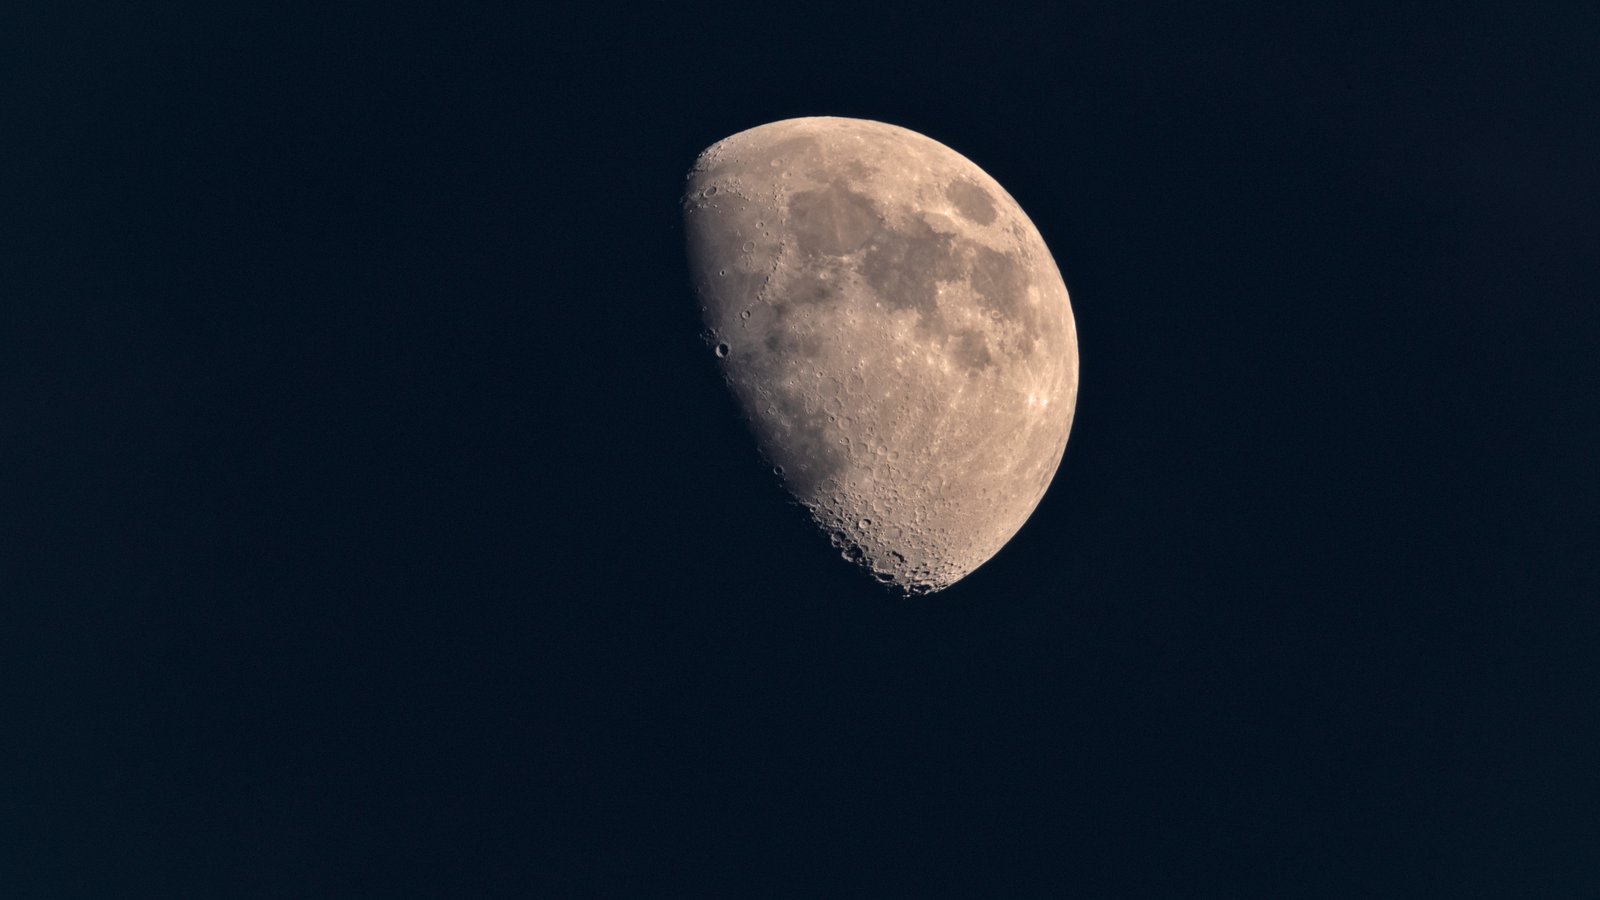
[8,3,1598,895]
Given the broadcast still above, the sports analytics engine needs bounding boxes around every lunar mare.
[683,117,1078,595]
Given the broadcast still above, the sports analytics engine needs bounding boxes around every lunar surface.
[683,117,1078,594]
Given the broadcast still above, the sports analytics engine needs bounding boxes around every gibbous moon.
[683,116,1078,594]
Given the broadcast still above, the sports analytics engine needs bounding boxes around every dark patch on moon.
[949,328,993,372]
[860,213,964,328]
[945,178,997,225]
[969,245,1029,320]
[968,245,1039,353]
[761,275,836,355]
[763,325,824,359]
[782,270,842,309]
[727,343,849,497]
[787,182,880,257]
[764,397,848,499]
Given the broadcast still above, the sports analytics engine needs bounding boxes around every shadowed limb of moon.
[684,116,1079,595]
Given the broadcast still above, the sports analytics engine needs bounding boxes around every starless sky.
[6,2,1597,896]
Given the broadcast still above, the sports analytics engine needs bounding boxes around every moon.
[683,117,1078,595]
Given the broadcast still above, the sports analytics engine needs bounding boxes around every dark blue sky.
[7,3,1597,895]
